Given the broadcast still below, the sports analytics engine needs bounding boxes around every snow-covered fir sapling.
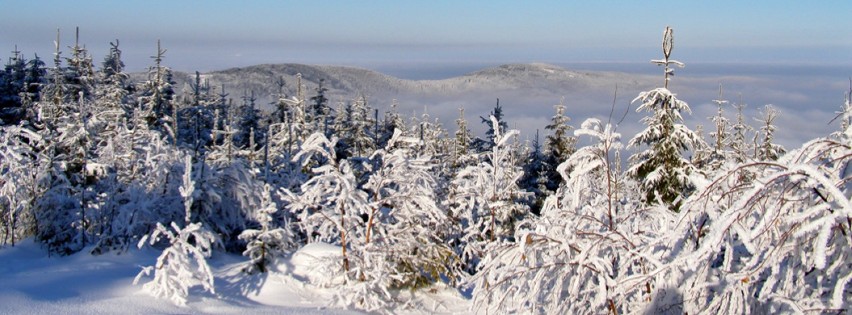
[281,132,369,275]
[238,184,296,274]
[134,156,219,306]
[697,84,733,171]
[0,125,45,247]
[754,104,785,161]
[627,26,704,212]
[447,116,530,273]
[362,129,458,289]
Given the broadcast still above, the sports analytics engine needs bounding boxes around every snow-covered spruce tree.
[282,132,370,275]
[190,153,259,251]
[364,129,459,287]
[38,29,69,125]
[34,90,96,255]
[519,130,551,215]
[473,99,509,153]
[239,184,297,274]
[135,156,219,306]
[377,99,406,149]
[62,28,95,104]
[270,76,289,124]
[177,71,216,155]
[832,82,852,142]
[94,40,129,122]
[627,27,703,212]
[729,99,754,164]
[447,116,530,273]
[473,118,667,314]
[544,98,577,177]
[21,53,47,120]
[451,107,475,170]
[136,40,176,139]
[235,90,263,150]
[754,104,786,161]
[322,129,460,312]
[90,118,183,254]
[267,85,308,167]
[308,78,330,130]
[0,48,28,124]
[696,84,733,171]
[343,95,376,158]
[0,124,45,246]
[205,109,237,164]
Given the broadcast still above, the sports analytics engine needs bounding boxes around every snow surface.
[0,240,471,314]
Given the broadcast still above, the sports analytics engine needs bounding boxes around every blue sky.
[3,1,851,72]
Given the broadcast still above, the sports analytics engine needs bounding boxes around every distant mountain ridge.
[131,63,656,109]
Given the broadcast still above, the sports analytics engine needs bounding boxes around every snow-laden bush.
[639,112,852,313]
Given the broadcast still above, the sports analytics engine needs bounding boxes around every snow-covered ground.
[0,240,471,314]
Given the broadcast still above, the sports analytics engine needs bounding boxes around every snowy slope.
[0,240,470,314]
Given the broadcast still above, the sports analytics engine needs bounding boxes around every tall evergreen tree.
[309,78,330,131]
[543,98,576,191]
[39,29,68,125]
[452,107,474,169]
[520,130,550,215]
[474,98,508,153]
[447,116,530,272]
[23,53,46,106]
[627,27,703,211]
[377,99,405,148]
[137,40,176,137]
[236,90,262,149]
[0,47,27,123]
[63,27,95,103]
[728,98,754,163]
[754,104,785,161]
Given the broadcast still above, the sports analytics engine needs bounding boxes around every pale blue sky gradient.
[3,1,851,72]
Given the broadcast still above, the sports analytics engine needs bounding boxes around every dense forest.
[0,27,850,314]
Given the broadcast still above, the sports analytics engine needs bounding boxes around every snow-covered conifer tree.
[729,98,754,164]
[282,132,370,274]
[754,104,785,161]
[136,40,176,138]
[362,129,458,287]
[239,184,296,273]
[0,124,45,246]
[519,130,550,214]
[377,99,406,148]
[345,95,375,158]
[474,99,508,153]
[63,28,95,103]
[646,126,852,313]
[544,97,577,168]
[451,107,474,169]
[134,156,219,306]
[627,27,703,211]
[447,116,530,272]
